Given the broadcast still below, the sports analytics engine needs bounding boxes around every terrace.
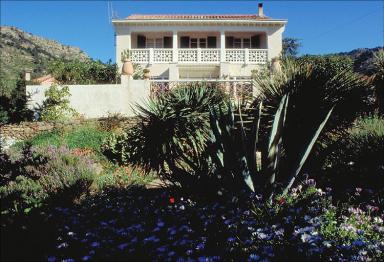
[128,32,268,64]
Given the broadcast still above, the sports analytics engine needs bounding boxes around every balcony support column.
[220,30,226,62]
[172,31,178,63]
[244,48,249,65]
[149,48,154,65]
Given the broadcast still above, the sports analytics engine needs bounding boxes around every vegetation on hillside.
[0,26,89,97]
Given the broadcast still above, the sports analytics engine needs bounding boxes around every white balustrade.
[153,49,173,63]
[131,48,267,64]
[178,49,198,63]
[200,49,220,63]
[225,49,246,63]
[130,49,150,63]
[248,49,268,64]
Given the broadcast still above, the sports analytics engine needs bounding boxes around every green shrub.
[16,123,109,153]
[0,76,33,124]
[39,84,78,121]
[48,59,118,85]
[372,49,384,115]
[64,123,109,152]
[320,115,384,191]
[296,54,354,77]
[0,146,96,214]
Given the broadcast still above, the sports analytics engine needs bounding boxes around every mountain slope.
[0,26,90,96]
[335,47,383,75]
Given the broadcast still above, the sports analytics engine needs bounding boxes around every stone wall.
[0,118,139,151]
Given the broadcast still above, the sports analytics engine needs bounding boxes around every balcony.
[130,48,268,64]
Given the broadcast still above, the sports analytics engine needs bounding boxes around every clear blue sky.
[1,1,383,63]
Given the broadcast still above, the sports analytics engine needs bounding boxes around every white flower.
[322,241,332,248]
[301,233,311,243]
[374,217,383,224]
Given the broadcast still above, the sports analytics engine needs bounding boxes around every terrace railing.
[130,49,268,64]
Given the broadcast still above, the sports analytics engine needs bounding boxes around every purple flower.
[249,254,260,261]
[352,240,365,247]
[91,241,100,248]
[48,256,56,262]
[118,243,129,250]
[196,243,205,250]
[227,237,236,243]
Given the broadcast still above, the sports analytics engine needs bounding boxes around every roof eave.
[112,19,288,25]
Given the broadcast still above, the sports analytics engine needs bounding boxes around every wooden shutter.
[137,35,146,48]
[163,36,172,48]
[225,36,234,48]
[180,36,190,48]
[207,36,217,48]
[251,35,260,48]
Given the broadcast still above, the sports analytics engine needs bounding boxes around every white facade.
[113,9,287,80]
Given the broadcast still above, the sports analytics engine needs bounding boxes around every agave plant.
[207,58,368,198]
[253,58,367,195]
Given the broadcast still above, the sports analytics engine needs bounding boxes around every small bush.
[0,145,96,214]
[98,113,126,132]
[15,122,109,153]
[48,59,118,85]
[0,77,33,124]
[39,84,78,121]
[320,115,384,191]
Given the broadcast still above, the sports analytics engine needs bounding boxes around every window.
[146,38,163,48]
[190,38,198,48]
[243,38,251,48]
[199,38,207,48]
[207,36,217,48]
[234,38,242,48]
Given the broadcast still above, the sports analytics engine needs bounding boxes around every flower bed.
[38,180,384,261]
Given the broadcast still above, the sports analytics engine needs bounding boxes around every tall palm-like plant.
[372,49,384,115]
[116,83,227,189]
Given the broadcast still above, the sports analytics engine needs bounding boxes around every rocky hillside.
[336,47,383,75]
[0,26,90,96]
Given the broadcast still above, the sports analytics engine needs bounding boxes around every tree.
[282,38,301,58]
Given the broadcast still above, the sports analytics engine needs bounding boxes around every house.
[112,3,287,80]
[31,74,57,85]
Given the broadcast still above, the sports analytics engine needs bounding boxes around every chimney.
[258,3,264,17]
[24,70,31,81]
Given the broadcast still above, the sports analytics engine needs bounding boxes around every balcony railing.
[130,48,268,64]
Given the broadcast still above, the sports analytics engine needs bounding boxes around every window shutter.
[180,36,190,48]
[225,36,234,48]
[137,35,146,48]
[163,36,172,48]
[251,35,260,48]
[207,36,217,48]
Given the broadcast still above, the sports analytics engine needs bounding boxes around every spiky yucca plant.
[112,83,228,189]
[372,49,384,115]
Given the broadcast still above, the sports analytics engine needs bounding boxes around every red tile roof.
[32,74,56,85]
[126,14,270,20]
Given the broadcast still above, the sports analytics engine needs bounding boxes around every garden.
[1,50,383,261]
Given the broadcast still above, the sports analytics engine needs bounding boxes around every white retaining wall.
[26,78,150,118]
